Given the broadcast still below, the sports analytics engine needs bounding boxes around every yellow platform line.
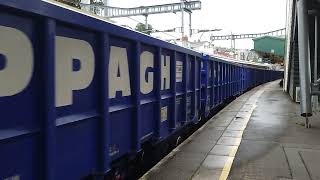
[218,93,261,180]
[218,118,249,180]
[219,156,235,180]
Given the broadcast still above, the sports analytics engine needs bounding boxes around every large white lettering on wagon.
[109,46,131,98]
[55,36,95,107]
[161,55,170,90]
[0,26,33,97]
[140,51,154,94]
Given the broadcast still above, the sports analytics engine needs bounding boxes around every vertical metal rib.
[313,15,319,110]
[297,0,312,117]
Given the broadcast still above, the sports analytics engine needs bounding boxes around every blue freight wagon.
[200,55,282,119]
[0,1,283,179]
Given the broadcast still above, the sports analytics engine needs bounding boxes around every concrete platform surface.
[140,81,320,180]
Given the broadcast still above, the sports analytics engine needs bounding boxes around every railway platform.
[140,80,320,180]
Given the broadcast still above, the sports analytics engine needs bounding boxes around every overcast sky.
[107,0,287,49]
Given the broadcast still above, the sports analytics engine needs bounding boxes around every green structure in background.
[253,36,285,57]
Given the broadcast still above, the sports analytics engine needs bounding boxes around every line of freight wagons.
[0,1,283,179]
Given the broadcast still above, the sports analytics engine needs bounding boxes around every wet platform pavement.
[140,80,320,180]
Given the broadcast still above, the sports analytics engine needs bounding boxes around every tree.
[55,0,81,9]
[135,23,153,35]
[89,0,105,15]
[90,0,104,4]
[55,0,104,13]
